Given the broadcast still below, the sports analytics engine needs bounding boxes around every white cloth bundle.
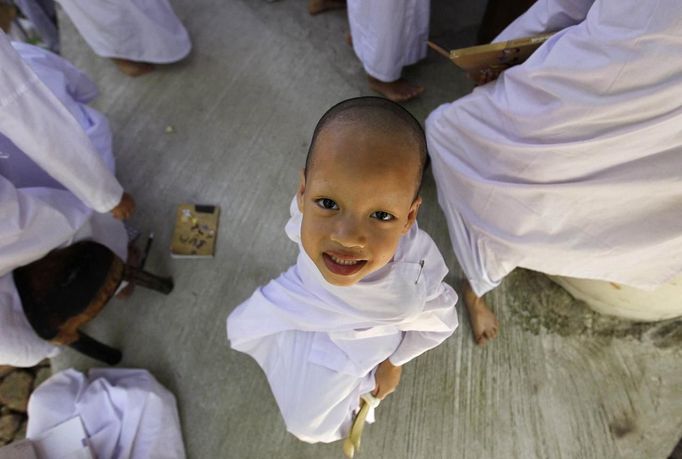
[27,368,186,459]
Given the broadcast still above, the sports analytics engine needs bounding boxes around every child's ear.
[296,169,306,213]
[403,196,422,234]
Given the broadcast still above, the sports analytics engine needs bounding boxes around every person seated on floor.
[0,31,134,367]
[425,0,682,345]
[227,97,458,443]
[16,0,192,77]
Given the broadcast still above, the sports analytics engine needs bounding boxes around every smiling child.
[227,97,458,444]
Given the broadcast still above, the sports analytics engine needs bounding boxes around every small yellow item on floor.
[170,204,220,258]
[342,393,380,458]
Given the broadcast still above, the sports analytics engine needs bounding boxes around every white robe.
[425,0,682,296]
[27,368,186,459]
[56,0,191,63]
[0,35,127,367]
[227,199,458,443]
[347,0,429,82]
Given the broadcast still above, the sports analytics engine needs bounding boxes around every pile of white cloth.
[27,368,186,459]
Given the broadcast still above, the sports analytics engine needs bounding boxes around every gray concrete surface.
[52,1,682,458]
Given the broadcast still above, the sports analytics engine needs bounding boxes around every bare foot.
[112,58,155,77]
[308,0,346,15]
[115,245,141,300]
[367,76,424,103]
[462,280,499,346]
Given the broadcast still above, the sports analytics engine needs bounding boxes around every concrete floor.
[51,1,682,458]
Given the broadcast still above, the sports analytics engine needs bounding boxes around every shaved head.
[305,97,429,196]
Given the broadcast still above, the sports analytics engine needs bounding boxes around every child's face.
[297,121,422,287]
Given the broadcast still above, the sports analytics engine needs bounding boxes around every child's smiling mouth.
[322,252,368,276]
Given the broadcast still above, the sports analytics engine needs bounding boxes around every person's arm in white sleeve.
[0,31,123,214]
[372,283,458,399]
[388,283,459,366]
[495,0,595,41]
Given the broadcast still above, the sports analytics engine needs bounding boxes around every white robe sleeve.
[494,0,594,41]
[388,283,459,367]
[0,32,123,213]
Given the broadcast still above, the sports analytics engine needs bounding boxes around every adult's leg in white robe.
[27,368,186,459]
[426,0,682,297]
[55,0,191,63]
[243,331,375,443]
[347,0,429,82]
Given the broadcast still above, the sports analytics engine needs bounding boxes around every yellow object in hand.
[343,393,380,458]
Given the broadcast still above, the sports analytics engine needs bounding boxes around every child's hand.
[372,359,402,400]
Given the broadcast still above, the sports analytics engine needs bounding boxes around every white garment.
[227,199,458,443]
[27,368,186,459]
[425,0,682,296]
[0,38,127,367]
[56,0,191,63]
[347,0,429,82]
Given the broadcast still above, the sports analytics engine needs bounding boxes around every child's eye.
[315,198,339,210]
[371,211,394,221]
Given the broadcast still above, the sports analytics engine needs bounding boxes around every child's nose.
[330,216,366,248]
